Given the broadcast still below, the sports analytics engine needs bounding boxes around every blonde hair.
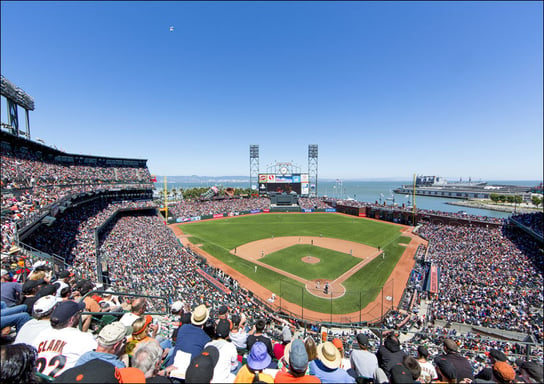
[131,316,150,341]
[28,270,45,281]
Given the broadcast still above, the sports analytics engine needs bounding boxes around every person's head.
[417,345,429,360]
[434,356,457,384]
[443,339,459,354]
[185,345,219,384]
[191,304,210,327]
[493,361,516,384]
[519,361,544,383]
[96,322,132,356]
[132,315,153,341]
[50,300,85,329]
[32,295,58,319]
[231,314,241,328]
[0,343,38,384]
[356,333,370,350]
[254,318,266,333]
[332,338,344,357]
[287,339,309,377]
[22,279,44,296]
[488,349,507,364]
[304,337,317,361]
[0,269,10,282]
[248,342,272,372]
[171,300,184,315]
[215,318,231,340]
[281,325,292,344]
[217,305,228,319]
[403,355,422,380]
[316,341,342,369]
[133,340,163,378]
[131,298,147,315]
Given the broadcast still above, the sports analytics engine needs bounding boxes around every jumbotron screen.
[258,173,309,196]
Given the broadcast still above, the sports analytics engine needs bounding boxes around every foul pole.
[164,176,168,222]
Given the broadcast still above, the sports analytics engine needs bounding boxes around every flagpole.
[164,176,168,222]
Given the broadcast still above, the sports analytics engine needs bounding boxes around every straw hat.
[317,341,342,369]
[191,304,209,326]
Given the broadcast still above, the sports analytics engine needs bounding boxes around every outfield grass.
[179,213,408,315]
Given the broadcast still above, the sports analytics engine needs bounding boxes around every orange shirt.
[274,370,321,383]
[234,365,274,383]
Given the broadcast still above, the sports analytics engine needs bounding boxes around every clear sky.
[1,1,542,181]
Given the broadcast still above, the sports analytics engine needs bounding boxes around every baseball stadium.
[1,76,543,382]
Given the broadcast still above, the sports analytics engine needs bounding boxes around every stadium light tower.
[249,145,260,191]
[308,144,318,197]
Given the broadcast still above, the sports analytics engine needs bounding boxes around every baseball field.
[173,213,420,322]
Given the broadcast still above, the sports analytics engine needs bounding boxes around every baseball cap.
[488,349,507,362]
[390,363,414,384]
[356,333,370,346]
[217,305,228,315]
[282,325,292,342]
[332,337,343,350]
[215,318,231,338]
[435,356,457,380]
[32,295,59,317]
[171,300,184,313]
[50,300,85,324]
[231,314,241,326]
[248,342,272,370]
[289,339,308,372]
[97,322,133,346]
[1,269,8,276]
[55,358,118,383]
[185,350,216,384]
[22,278,44,294]
[493,361,515,382]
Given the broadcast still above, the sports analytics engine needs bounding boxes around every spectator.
[416,345,438,383]
[376,334,407,378]
[126,315,158,358]
[234,341,274,383]
[436,339,473,383]
[76,321,132,368]
[349,333,378,382]
[168,304,211,365]
[274,325,292,360]
[1,268,22,307]
[0,343,39,384]
[229,313,248,351]
[54,358,146,383]
[0,301,31,335]
[185,345,220,384]
[275,338,321,383]
[14,295,57,345]
[305,336,318,363]
[120,297,147,327]
[133,339,166,382]
[205,318,239,382]
[309,341,355,383]
[31,300,97,378]
[247,318,274,365]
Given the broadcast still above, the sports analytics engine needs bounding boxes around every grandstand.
[2,78,543,382]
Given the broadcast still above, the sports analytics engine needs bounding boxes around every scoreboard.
[258,173,309,196]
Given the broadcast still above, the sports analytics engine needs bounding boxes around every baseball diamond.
[170,212,425,323]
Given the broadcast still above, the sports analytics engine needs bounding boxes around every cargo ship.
[393,175,532,200]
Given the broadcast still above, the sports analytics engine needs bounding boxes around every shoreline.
[445,199,542,214]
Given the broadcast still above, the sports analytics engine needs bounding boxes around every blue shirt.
[168,324,211,366]
[75,350,126,368]
[1,282,22,307]
[309,359,356,383]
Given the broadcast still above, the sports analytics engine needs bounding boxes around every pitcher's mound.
[302,256,320,264]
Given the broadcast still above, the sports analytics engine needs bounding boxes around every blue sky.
[1,1,542,181]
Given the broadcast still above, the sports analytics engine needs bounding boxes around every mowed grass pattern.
[261,244,360,280]
[179,213,408,315]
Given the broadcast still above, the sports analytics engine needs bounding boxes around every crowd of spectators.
[416,223,543,341]
[167,197,271,219]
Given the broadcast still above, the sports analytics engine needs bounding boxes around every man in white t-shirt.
[32,300,97,379]
[206,319,239,382]
[120,297,147,327]
[416,346,438,383]
[228,313,248,350]
[350,333,378,380]
[14,295,58,345]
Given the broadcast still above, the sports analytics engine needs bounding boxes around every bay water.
[156,180,541,219]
